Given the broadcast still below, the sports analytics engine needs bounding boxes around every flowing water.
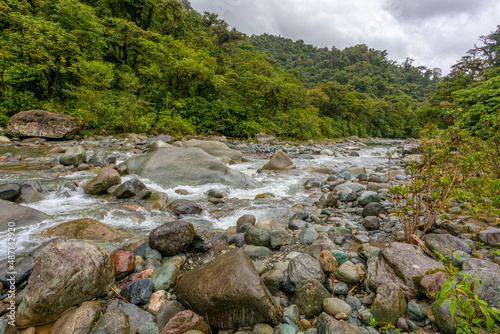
[0,139,401,259]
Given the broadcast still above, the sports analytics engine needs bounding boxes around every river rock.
[367,242,444,297]
[0,198,51,229]
[361,202,386,217]
[60,146,86,166]
[157,301,186,330]
[361,216,380,230]
[316,312,369,334]
[106,299,157,333]
[330,250,349,266]
[6,110,82,139]
[244,225,270,246]
[348,166,366,178]
[319,250,338,275]
[83,167,121,194]
[269,229,293,249]
[149,221,194,256]
[50,301,101,334]
[111,251,135,279]
[370,283,407,325]
[16,241,114,327]
[175,249,282,329]
[478,227,500,246]
[255,133,277,144]
[160,310,211,334]
[41,218,126,242]
[294,279,330,317]
[167,199,202,215]
[425,233,472,254]
[91,309,130,334]
[88,150,108,167]
[262,150,296,170]
[182,139,242,164]
[366,182,390,192]
[462,258,500,271]
[305,235,337,259]
[123,147,257,188]
[243,245,272,259]
[335,261,364,284]
[420,271,450,300]
[0,183,21,201]
[323,298,352,316]
[237,214,256,231]
[288,253,325,286]
[299,226,319,244]
[15,180,44,204]
[262,268,285,294]
[0,135,11,144]
[357,191,382,206]
[114,179,147,199]
[461,268,500,310]
[120,278,154,305]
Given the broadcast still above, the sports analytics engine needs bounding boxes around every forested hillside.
[0,0,443,139]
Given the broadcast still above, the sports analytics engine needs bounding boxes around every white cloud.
[189,0,500,74]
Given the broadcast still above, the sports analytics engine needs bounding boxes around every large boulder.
[41,218,126,242]
[182,139,242,164]
[0,199,52,230]
[262,150,296,170]
[288,253,325,286]
[6,110,82,139]
[367,242,444,298]
[83,167,121,195]
[175,249,282,329]
[294,279,330,317]
[122,147,257,189]
[461,268,500,310]
[16,241,115,327]
[149,221,195,256]
[255,133,277,144]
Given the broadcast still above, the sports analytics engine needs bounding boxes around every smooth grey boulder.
[0,183,21,201]
[370,283,407,325]
[182,139,242,164]
[175,249,281,329]
[0,199,52,230]
[478,227,500,246]
[123,147,257,189]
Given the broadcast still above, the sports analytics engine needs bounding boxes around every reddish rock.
[160,310,211,334]
[111,251,135,279]
[147,290,169,316]
[131,269,153,281]
[420,271,450,300]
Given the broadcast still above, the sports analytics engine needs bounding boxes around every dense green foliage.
[416,26,500,215]
[0,0,442,139]
[250,35,443,137]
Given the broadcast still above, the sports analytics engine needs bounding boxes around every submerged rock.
[175,249,282,329]
[123,147,257,189]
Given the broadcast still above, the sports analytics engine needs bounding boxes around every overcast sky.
[188,0,500,74]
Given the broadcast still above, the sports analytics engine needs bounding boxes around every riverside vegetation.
[1,0,500,333]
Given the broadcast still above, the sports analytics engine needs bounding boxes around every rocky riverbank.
[0,132,499,334]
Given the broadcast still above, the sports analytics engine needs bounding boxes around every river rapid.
[0,138,402,260]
